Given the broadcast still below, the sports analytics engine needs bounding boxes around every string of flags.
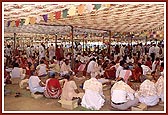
[6,4,104,27]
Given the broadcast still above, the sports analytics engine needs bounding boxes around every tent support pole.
[55,34,57,49]
[70,25,75,71]
[14,33,16,50]
[108,31,111,54]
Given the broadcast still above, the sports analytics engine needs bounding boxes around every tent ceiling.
[4,3,164,35]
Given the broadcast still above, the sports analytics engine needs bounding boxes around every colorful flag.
[62,9,68,18]
[55,11,61,20]
[43,14,48,22]
[94,4,101,10]
[15,19,20,27]
[78,4,85,15]
[24,17,30,25]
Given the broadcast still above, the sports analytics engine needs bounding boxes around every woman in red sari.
[44,72,62,99]
[131,63,143,82]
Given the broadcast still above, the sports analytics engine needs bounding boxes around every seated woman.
[61,73,84,101]
[131,63,143,82]
[44,72,62,99]
[104,61,116,80]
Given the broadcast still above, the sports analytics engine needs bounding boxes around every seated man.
[155,71,164,102]
[36,60,47,77]
[28,71,45,94]
[136,73,159,106]
[60,59,73,77]
[44,72,62,99]
[11,63,25,79]
[111,78,139,110]
[81,72,105,110]
[61,73,83,101]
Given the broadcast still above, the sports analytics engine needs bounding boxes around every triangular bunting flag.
[10,20,15,27]
[30,17,36,25]
[20,19,25,26]
[15,19,20,27]
[36,16,42,23]
[42,14,48,22]
[55,11,61,20]
[7,21,11,27]
[78,4,85,15]
[49,13,54,22]
[24,17,30,25]
[86,4,94,12]
[68,5,76,16]
[94,4,101,10]
[62,9,68,18]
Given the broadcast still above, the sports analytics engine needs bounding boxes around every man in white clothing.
[28,71,45,94]
[36,60,47,77]
[39,43,45,61]
[87,58,99,76]
[48,44,55,60]
[60,59,73,76]
[136,74,159,106]
[115,60,125,79]
[155,44,160,58]
[155,73,164,102]
[81,72,105,110]
[111,78,139,110]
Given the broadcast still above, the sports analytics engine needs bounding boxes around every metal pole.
[83,36,85,53]
[14,33,16,50]
[108,31,111,54]
[55,34,57,49]
[70,25,75,71]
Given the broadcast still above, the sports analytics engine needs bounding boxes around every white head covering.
[91,72,99,78]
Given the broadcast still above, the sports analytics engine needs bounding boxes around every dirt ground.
[4,78,164,112]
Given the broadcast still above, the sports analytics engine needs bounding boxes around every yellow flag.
[10,20,15,27]
[49,13,54,22]
[24,17,30,25]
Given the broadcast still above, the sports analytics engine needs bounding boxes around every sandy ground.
[4,79,164,112]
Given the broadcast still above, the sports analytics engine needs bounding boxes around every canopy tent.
[3,2,164,46]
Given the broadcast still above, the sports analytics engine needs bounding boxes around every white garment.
[119,70,132,79]
[49,45,55,60]
[155,46,160,58]
[141,65,152,75]
[115,66,123,78]
[152,61,160,72]
[28,76,45,93]
[111,81,135,103]
[87,61,99,73]
[60,62,72,76]
[36,64,47,76]
[39,45,45,60]
[81,78,105,110]
[126,57,134,64]
[149,46,155,55]
[155,76,164,102]
[11,67,25,79]
[138,80,159,106]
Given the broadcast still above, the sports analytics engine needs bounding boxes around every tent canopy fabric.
[4,3,164,36]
